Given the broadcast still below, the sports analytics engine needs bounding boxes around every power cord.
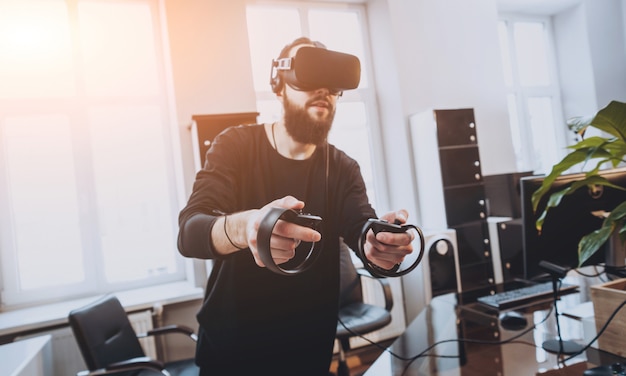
[574,264,626,282]
[562,298,626,364]
[397,304,554,376]
[338,283,626,374]
[338,303,555,376]
[574,266,605,279]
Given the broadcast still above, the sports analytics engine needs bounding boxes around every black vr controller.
[357,219,426,278]
[256,207,322,276]
[257,208,424,278]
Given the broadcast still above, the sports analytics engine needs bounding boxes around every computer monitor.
[520,167,626,280]
[483,171,533,218]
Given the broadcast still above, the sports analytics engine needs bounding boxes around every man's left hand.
[363,209,414,270]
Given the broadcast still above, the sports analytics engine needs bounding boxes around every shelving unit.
[411,108,495,293]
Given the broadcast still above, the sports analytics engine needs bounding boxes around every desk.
[365,281,625,376]
[0,335,52,376]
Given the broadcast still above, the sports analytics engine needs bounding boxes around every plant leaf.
[533,173,626,232]
[567,115,594,134]
[566,136,614,151]
[589,101,626,142]
[578,201,626,266]
[571,175,626,192]
[531,137,621,214]
[537,101,626,267]
[531,149,590,212]
[578,225,613,266]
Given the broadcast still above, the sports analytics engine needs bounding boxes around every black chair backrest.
[338,240,364,308]
[68,295,146,370]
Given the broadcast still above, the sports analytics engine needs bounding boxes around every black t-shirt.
[178,124,376,374]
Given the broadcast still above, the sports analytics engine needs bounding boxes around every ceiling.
[496,0,582,15]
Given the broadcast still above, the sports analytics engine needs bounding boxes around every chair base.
[336,360,350,376]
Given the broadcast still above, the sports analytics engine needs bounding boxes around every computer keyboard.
[476,281,578,309]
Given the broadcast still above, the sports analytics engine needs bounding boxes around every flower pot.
[605,230,626,280]
[590,278,626,357]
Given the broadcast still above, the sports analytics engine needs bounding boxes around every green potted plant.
[532,100,626,267]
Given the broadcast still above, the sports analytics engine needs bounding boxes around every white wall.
[622,0,626,50]
[163,0,625,203]
[378,0,515,173]
[554,4,598,121]
[161,0,519,316]
[161,0,624,316]
[554,0,626,143]
[585,0,626,108]
[164,0,256,195]
[366,0,515,229]
[164,0,517,203]
[556,0,626,118]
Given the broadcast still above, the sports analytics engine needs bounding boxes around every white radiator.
[17,309,156,376]
[129,309,158,359]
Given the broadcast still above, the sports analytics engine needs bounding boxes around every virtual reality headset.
[270,47,361,94]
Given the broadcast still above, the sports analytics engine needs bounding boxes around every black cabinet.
[434,109,479,147]
[433,108,495,291]
[443,185,486,226]
[438,147,482,187]
[191,112,259,169]
[496,218,525,281]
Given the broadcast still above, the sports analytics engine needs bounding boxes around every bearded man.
[177,37,414,376]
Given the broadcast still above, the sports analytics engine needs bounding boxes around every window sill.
[0,281,204,340]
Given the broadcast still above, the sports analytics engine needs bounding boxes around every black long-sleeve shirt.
[178,124,376,375]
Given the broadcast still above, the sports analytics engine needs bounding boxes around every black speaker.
[497,218,524,281]
[402,228,459,324]
[428,238,458,296]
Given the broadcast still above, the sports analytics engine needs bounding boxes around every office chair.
[68,294,199,376]
[334,241,393,376]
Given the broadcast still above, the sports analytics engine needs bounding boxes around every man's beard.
[283,92,335,146]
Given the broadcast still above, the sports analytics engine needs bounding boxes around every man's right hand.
[247,196,322,267]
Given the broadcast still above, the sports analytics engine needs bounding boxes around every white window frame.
[245,0,390,211]
[499,14,568,174]
[0,0,188,309]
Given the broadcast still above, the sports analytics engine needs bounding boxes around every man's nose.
[314,87,341,97]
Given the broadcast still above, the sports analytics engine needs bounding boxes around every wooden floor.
[328,339,395,376]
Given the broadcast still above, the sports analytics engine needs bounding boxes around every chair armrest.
[76,356,167,376]
[139,324,198,342]
[356,267,393,311]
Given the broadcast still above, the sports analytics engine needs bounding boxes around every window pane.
[498,21,513,87]
[506,94,524,170]
[329,102,376,203]
[309,10,368,88]
[78,1,159,97]
[514,22,550,86]
[256,99,282,124]
[4,115,84,289]
[246,4,379,208]
[527,97,557,173]
[0,0,183,307]
[0,0,76,98]
[88,105,178,283]
[246,7,302,92]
